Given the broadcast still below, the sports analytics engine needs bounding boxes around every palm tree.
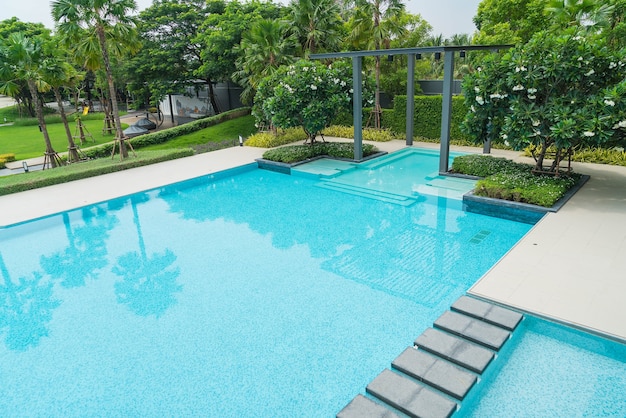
[44,58,85,163]
[52,0,140,159]
[0,32,62,168]
[349,0,406,128]
[546,0,615,28]
[287,0,344,56]
[233,19,297,104]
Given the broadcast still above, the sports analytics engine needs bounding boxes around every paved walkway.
[1,140,625,342]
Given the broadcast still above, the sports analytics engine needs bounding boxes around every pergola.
[310,45,511,174]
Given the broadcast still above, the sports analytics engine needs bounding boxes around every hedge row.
[386,95,470,141]
[0,153,16,169]
[0,149,194,196]
[83,107,251,158]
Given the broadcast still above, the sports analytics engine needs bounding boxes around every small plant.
[451,154,523,177]
[262,142,378,164]
[245,128,308,148]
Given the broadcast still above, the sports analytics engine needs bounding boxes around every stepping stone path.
[337,295,523,418]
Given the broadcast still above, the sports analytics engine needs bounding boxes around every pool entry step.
[337,296,523,418]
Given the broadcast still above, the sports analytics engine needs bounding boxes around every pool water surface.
[0,150,534,416]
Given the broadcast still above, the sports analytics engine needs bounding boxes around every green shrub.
[262,142,378,164]
[0,149,193,196]
[245,127,308,148]
[0,153,16,162]
[451,154,524,177]
[524,146,626,167]
[321,125,399,142]
[390,95,469,141]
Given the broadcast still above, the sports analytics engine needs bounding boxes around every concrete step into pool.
[337,295,523,418]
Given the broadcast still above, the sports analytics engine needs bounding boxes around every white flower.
[474,86,480,93]
[528,95,536,100]
[614,120,626,129]
[585,69,595,76]
[512,84,525,91]
[532,120,540,127]
[604,99,615,107]
[302,67,309,72]
[504,140,510,146]
[477,67,482,72]
[340,80,346,87]
[527,88,537,94]
[501,133,508,140]
[577,56,584,61]
[583,131,595,137]
[333,78,340,84]
[490,93,502,100]
[515,66,527,73]
[470,105,476,112]
[609,62,617,69]
[475,96,485,105]
[349,88,354,93]
[310,84,317,90]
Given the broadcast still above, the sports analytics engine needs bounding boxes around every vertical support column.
[439,50,455,174]
[352,56,363,161]
[406,54,415,146]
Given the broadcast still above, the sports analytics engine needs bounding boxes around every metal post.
[352,56,363,161]
[439,50,455,174]
[406,54,415,146]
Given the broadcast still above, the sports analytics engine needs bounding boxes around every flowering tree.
[462,29,626,172]
[254,60,353,143]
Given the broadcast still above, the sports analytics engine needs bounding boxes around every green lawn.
[142,114,257,150]
[0,115,126,160]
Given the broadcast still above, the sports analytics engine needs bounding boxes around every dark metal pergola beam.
[310,44,511,168]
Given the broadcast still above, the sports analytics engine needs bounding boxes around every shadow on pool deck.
[0,138,625,343]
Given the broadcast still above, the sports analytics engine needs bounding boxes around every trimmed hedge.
[262,142,378,164]
[0,149,194,196]
[388,95,469,141]
[0,153,16,169]
[84,107,251,158]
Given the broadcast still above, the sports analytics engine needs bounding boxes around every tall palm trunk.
[53,87,80,162]
[27,80,60,168]
[96,24,128,158]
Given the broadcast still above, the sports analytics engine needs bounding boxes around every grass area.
[0,149,193,196]
[0,111,126,160]
[143,114,257,151]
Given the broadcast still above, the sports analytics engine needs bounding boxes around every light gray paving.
[451,296,523,331]
[414,328,494,374]
[434,310,511,351]
[392,347,477,400]
[366,369,457,418]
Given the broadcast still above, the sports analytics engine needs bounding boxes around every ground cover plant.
[262,142,379,164]
[452,154,578,207]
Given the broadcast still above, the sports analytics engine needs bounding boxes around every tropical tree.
[546,0,614,28]
[0,32,62,168]
[473,0,549,45]
[233,19,298,104]
[52,0,140,159]
[462,29,626,173]
[348,0,406,128]
[287,0,345,56]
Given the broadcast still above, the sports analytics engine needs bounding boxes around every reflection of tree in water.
[40,207,117,288]
[159,171,419,259]
[112,195,181,318]
[0,253,60,351]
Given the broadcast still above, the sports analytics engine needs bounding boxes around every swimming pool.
[0,149,535,416]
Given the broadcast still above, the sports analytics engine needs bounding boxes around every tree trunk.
[54,87,80,163]
[207,80,220,115]
[97,24,128,158]
[27,80,59,168]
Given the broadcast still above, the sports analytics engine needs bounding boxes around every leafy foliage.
[390,95,469,140]
[462,29,626,172]
[321,125,399,142]
[244,128,308,148]
[261,142,378,163]
[452,154,578,207]
[254,60,351,142]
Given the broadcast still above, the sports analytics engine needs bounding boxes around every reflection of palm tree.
[40,211,111,288]
[113,195,181,317]
[0,253,60,351]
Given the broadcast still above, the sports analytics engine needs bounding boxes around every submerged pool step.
[337,296,524,418]
[316,181,418,206]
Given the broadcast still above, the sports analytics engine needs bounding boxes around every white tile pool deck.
[1,139,625,343]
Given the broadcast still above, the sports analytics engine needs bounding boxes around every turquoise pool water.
[460,316,626,417]
[0,149,534,416]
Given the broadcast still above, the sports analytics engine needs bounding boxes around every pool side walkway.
[1,139,625,343]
